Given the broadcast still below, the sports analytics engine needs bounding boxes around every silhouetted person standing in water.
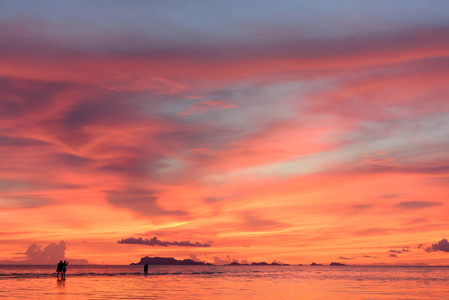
[62,261,69,279]
[144,263,148,274]
[56,260,63,278]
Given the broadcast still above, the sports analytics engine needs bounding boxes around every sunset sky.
[1,1,449,266]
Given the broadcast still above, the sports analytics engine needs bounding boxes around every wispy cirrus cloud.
[395,201,443,209]
[178,99,236,116]
[106,188,187,217]
[338,256,355,260]
[103,76,185,94]
[1,1,449,266]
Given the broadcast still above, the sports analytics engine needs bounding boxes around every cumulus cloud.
[117,237,211,247]
[25,241,66,263]
[425,238,449,253]
[213,256,232,265]
[210,255,252,265]
[189,254,205,263]
[271,259,286,264]
[0,241,88,265]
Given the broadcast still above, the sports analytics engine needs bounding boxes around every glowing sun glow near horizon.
[1,0,449,266]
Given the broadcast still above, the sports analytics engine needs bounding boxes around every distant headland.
[131,256,212,266]
[131,256,351,266]
[131,256,289,266]
[329,262,347,266]
[311,262,347,266]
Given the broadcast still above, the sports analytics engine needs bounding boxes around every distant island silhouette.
[131,256,348,266]
[330,262,347,266]
[131,256,289,266]
[226,261,289,266]
[131,256,212,266]
[311,262,348,266]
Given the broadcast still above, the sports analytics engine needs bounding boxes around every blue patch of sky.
[344,112,449,165]
[182,79,316,132]
[2,0,449,46]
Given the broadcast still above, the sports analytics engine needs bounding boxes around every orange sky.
[1,1,449,265]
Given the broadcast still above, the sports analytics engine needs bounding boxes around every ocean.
[0,265,448,299]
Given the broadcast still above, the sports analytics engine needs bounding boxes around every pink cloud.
[1,18,449,265]
[103,76,185,94]
[178,100,236,116]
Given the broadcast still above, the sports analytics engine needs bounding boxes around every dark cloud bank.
[117,237,211,247]
[425,238,449,253]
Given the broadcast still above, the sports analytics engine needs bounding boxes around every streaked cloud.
[338,256,355,260]
[106,188,187,217]
[178,99,237,116]
[395,201,443,210]
[117,237,211,247]
[0,1,448,266]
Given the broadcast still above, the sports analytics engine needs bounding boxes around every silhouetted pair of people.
[144,263,148,274]
[56,260,69,279]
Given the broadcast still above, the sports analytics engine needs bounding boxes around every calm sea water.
[0,265,448,299]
